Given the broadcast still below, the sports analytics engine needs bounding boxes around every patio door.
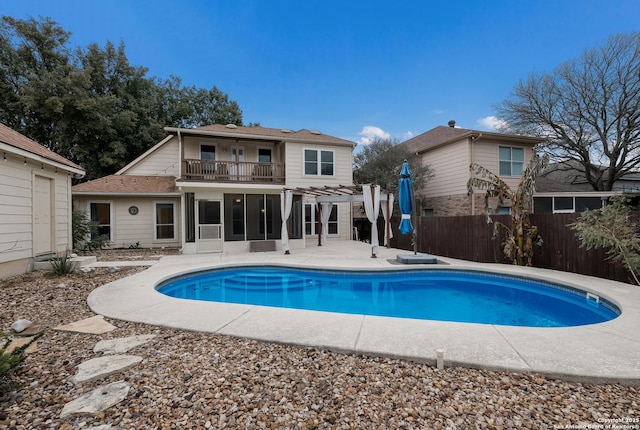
[197,200,222,253]
[231,147,245,180]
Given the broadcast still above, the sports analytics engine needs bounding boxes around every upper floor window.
[258,148,272,163]
[304,149,334,176]
[201,145,216,160]
[498,146,524,176]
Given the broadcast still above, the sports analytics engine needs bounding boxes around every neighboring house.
[0,123,85,278]
[402,121,544,216]
[72,124,356,253]
[533,162,640,214]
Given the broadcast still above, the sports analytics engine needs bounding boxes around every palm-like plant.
[467,156,547,266]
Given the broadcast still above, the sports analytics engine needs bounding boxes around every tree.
[571,195,640,285]
[0,16,244,179]
[495,32,640,191]
[467,155,547,266]
[151,75,243,129]
[353,137,431,197]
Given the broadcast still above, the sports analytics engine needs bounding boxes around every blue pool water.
[157,266,620,327]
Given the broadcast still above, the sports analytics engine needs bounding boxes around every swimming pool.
[157,266,620,327]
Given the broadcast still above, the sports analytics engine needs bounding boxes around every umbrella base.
[396,253,438,264]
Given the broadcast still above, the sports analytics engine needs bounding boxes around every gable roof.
[403,125,545,154]
[0,123,85,174]
[72,175,179,195]
[165,124,356,147]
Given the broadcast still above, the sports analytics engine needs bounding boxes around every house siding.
[285,142,353,241]
[73,196,182,249]
[124,138,180,176]
[1,156,75,278]
[420,139,470,198]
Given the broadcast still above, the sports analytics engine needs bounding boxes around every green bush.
[72,209,111,251]
[0,332,43,395]
[48,254,74,276]
[571,195,640,285]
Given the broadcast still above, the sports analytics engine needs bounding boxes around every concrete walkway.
[88,241,640,385]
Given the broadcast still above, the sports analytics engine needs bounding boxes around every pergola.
[281,184,394,257]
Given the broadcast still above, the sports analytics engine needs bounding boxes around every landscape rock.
[94,334,156,354]
[10,319,32,333]
[4,336,38,354]
[72,355,143,384]
[60,381,130,418]
[53,315,116,334]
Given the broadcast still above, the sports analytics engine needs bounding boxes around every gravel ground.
[1,251,639,429]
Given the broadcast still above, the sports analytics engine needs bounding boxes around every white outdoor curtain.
[280,190,293,252]
[381,193,394,246]
[363,184,381,256]
[320,202,333,245]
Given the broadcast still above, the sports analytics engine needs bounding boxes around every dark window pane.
[224,194,245,241]
[199,201,221,224]
[258,148,272,163]
[201,145,216,160]
[554,197,574,211]
[533,197,552,213]
[156,225,174,239]
[156,203,173,224]
[575,197,603,212]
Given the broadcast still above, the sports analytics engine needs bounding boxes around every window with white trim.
[89,202,112,240]
[304,203,338,235]
[155,202,175,240]
[498,146,524,176]
[200,145,216,160]
[304,149,334,176]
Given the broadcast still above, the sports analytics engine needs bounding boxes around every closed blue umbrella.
[398,161,414,235]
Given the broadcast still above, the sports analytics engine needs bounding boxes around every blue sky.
[3,0,640,146]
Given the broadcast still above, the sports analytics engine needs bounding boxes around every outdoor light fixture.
[41,163,44,170]
[23,157,26,165]
[2,152,6,162]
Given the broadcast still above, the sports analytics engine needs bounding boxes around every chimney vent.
[448,120,456,128]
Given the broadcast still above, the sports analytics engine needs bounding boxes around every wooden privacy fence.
[388,213,633,284]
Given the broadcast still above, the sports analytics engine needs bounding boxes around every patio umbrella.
[398,161,414,235]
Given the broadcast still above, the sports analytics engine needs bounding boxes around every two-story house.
[72,124,356,253]
[0,123,85,278]
[402,121,544,216]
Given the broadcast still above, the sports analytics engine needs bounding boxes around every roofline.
[72,191,181,197]
[116,134,174,175]
[164,127,357,148]
[412,129,545,154]
[0,141,85,178]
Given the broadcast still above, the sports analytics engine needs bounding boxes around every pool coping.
[87,242,640,386]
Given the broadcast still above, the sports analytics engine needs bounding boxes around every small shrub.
[0,332,43,395]
[72,209,111,251]
[48,254,74,276]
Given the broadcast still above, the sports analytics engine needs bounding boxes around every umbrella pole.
[412,186,417,255]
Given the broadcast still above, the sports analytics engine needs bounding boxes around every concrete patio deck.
[88,241,640,385]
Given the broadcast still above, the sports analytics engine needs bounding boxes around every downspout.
[469,133,482,215]
[178,130,183,179]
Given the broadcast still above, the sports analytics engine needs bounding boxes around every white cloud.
[432,109,444,115]
[403,131,414,140]
[476,116,508,131]
[357,126,391,145]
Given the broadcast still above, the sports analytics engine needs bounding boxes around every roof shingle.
[0,123,84,171]
[72,175,178,194]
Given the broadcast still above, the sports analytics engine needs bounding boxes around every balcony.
[181,159,285,184]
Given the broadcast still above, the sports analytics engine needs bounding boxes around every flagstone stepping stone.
[53,315,116,334]
[94,334,156,354]
[4,336,38,354]
[72,355,143,384]
[12,324,42,337]
[60,381,130,418]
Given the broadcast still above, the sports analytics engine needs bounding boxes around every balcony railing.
[181,159,285,184]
